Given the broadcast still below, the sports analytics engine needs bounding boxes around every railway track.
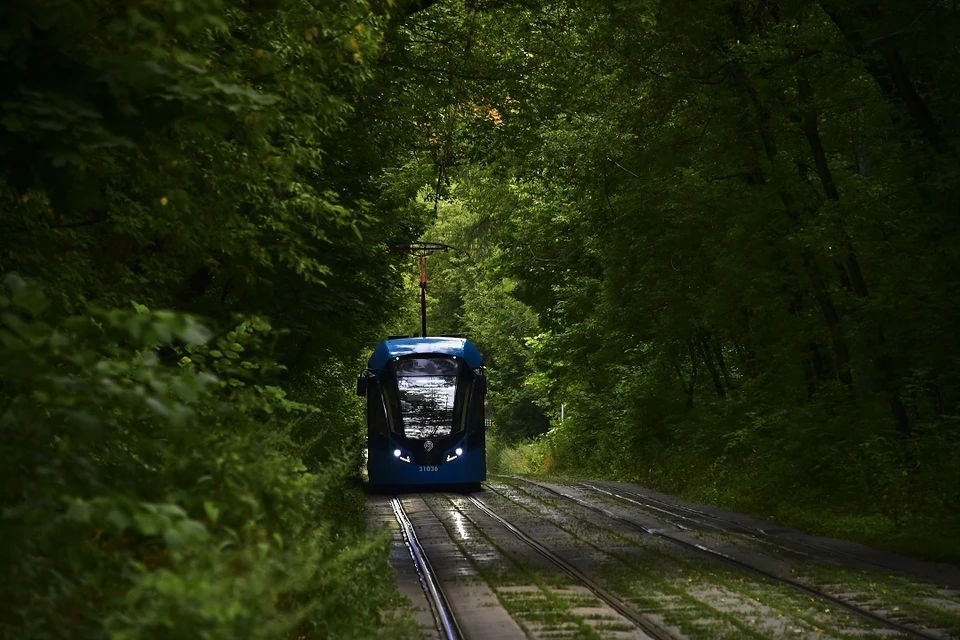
[463,493,678,640]
[499,476,947,640]
[584,481,899,572]
[391,497,464,640]
[393,491,665,640]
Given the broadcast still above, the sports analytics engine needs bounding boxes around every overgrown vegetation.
[0,0,431,637]
[4,0,959,635]
[382,0,960,562]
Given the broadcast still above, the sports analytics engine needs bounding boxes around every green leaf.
[203,500,220,524]
[9,279,48,316]
[178,519,208,544]
[66,500,91,524]
[106,508,130,533]
[178,319,211,345]
[163,528,184,549]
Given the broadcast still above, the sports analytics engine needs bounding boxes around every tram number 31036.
[418,465,439,472]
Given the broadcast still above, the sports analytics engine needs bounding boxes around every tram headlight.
[393,449,401,457]
[455,447,463,456]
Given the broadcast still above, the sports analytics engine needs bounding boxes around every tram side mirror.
[356,373,368,397]
[474,374,487,396]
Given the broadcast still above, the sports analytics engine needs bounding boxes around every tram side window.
[467,373,485,450]
[380,371,402,436]
[453,365,472,434]
[367,380,389,450]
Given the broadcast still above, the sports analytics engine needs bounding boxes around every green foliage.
[0,0,408,335]
[381,0,960,558]
[390,187,551,443]
[0,277,403,639]
[0,0,438,637]
[5,2,960,635]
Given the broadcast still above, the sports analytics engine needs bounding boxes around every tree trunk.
[798,74,840,201]
[709,332,734,391]
[806,255,854,386]
[802,357,816,399]
[797,71,912,437]
[697,333,726,398]
[673,346,698,409]
[817,2,949,153]
[730,62,855,391]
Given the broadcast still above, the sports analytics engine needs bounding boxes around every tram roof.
[368,336,483,371]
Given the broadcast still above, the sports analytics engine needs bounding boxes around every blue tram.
[357,336,487,489]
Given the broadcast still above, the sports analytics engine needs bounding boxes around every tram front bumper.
[367,447,485,485]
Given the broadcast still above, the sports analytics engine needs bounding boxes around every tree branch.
[396,0,441,20]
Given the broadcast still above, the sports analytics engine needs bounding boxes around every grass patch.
[488,479,930,640]
[418,494,608,639]
[798,563,960,634]
[491,445,960,569]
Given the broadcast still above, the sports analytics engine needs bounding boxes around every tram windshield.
[393,357,461,439]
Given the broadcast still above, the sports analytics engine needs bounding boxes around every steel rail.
[464,494,678,640]
[503,477,943,640]
[392,497,463,640]
[584,481,896,571]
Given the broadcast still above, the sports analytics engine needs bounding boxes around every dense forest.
[392,0,960,560]
[1,0,957,637]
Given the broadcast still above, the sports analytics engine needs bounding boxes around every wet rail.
[465,494,678,640]
[584,481,902,573]
[392,497,464,640]
[504,476,944,640]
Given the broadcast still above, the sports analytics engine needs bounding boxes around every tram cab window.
[390,357,467,440]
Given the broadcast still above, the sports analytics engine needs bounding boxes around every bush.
[0,275,403,639]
